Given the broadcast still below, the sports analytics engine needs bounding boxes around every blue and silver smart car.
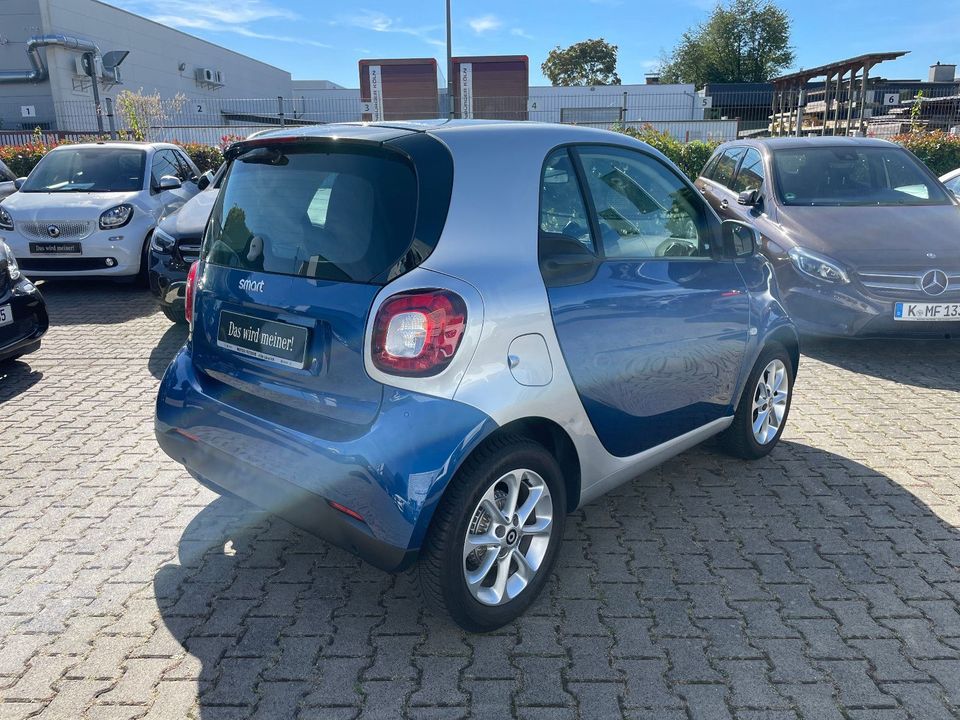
[155,121,799,630]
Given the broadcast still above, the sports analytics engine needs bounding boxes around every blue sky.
[108,0,959,87]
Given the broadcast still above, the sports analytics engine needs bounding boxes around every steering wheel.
[655,237,699,257]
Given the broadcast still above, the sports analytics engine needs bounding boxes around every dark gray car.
[697,137,960,337]
[0,159,16,203]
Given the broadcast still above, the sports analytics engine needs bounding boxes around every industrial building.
[0,0,292,136]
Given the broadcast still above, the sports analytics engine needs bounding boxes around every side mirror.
[737,189,759,206]
[158,175,182,192]
[196,171,214,191]
[14,177,26,190]
[720,220,758,259]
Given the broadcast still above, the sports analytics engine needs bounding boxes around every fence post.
[105,97,117,140]
[278,96,285,127]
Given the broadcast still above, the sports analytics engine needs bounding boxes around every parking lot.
[1,280,959,720]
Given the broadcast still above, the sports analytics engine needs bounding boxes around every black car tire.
[419,434,566,632]
[161,305,187,324]
[136,233,153,288]
[719,342,794,460]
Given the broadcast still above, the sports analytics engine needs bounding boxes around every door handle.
[698,186,707,195]
[720,198,729,209]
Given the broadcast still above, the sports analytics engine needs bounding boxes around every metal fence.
[2,86,959,147]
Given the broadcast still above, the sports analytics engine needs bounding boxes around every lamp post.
[446,0,454,119]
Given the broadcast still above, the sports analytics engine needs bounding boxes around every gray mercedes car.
[697,137,960,337]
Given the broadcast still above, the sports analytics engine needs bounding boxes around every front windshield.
[772,146,951,207]
[21,147,146,193]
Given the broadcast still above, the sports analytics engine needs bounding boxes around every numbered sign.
[883,93,899,106]
[196,103,205,114]
[527,99,540,112]
[699,96,713,109]
[21,105,36,118]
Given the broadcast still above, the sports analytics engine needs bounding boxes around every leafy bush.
[177,142,223,173]
[893,131,960,177]
[617,125,720,180]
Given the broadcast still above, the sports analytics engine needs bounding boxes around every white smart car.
[0,142,201,281]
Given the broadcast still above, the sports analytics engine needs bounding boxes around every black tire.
[718,342,794,460]
[161,304,187,324]
[136,233,152,288]
[419,435,566,632]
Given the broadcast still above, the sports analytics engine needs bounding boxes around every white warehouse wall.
[0,0,293,132]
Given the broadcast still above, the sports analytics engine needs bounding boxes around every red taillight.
[184,261,199,327]
[371,290,467,377]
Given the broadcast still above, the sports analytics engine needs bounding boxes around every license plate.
[894,302,960,321]
[216,310,309,369]
[0,304,11,328]
[30,242,82,254]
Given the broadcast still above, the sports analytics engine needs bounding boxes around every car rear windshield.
[203,144,418,283]
[20,148,146,192]
[772,146,951,206]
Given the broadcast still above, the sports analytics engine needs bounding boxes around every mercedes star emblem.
[920,269,949,296]
[47,224,61,238]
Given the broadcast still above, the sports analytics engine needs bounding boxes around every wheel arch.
[766,325,800,375]
[474,417,582,512]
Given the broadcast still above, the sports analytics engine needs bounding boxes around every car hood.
[775,204,960,268]
[2,190,143,220]
[159,189,218,237]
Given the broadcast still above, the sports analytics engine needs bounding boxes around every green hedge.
[618,125,721,180]
[892,131,960,176]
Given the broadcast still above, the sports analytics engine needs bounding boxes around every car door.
[698,147,745,219]
[540,144,751,458]
[151,149,194,217]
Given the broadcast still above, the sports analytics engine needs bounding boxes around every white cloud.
[337,9,445,48]
[110,0,331,47]
[510,27,534,40]
[468,14,502,34]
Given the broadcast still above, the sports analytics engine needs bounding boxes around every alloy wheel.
[751,358,789,445]
[462,468,554,606]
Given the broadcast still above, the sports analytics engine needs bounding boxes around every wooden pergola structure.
[770,51,909,136]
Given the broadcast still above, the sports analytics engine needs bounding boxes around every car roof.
[236,119,643,147]
[48,141,178,152]
[721,136,896,151]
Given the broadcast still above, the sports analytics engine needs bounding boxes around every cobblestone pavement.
[2,280,960,720]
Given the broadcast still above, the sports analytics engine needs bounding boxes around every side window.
[174,151,197,181]
[576,146,714,260]
[702,152,722,180]
[151,150,180,187]
[713,148,746,188]
[732,148,764,193]
[539,148,595,252]
[946,176,960,194]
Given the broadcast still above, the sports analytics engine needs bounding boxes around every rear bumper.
[155,347,497,571]
[0,281,48,362]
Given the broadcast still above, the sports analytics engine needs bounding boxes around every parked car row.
[2,125,960,631]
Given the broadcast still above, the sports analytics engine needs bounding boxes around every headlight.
[0,240,20,280]
[788,246,849,284]
[0,205,13,232]
[150,226,177,254]
[99,203,133,230]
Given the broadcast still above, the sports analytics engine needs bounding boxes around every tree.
[659,0,794,86]
[542,39,620,86]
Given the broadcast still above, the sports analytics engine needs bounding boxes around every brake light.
[185,261,199,327]
[371,290,467,376]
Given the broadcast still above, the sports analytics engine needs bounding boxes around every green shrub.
[176,142,224,173]
[617,125,720,180]
[893,131,960,176]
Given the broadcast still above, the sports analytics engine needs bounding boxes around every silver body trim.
[361,122,748,509]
